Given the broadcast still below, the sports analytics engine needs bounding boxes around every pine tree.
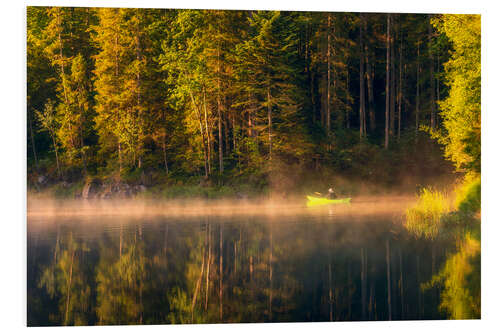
[234,11,311,162]
[43,7,96,174]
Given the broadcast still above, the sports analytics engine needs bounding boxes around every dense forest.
[27,7,480,198]
[27,8,482,323]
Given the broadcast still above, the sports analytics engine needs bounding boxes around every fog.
[27,195,416,221]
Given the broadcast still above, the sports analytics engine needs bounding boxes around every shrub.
[454,176,481,214]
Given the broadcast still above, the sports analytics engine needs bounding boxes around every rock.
[37,175,47,185]
[236,192,248,200]
[135,185,147,193]
[99,184,113,199]
[100,190,113,199]
[82,178,101,199]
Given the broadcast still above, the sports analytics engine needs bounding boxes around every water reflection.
[28,213,452,326]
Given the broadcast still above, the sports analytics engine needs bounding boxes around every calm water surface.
[27,200,452,326]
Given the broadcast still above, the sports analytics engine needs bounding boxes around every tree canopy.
[27,8,480,193]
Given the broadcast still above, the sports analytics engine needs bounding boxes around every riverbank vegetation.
[403,14,480,319]
[405,176,480,319]
[28,8,460,199]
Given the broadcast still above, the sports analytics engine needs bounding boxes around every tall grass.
[405,188,450,239]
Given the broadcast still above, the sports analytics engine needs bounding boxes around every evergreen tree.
[234,11,312,162]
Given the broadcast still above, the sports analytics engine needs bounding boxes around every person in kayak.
[326,187,337,199]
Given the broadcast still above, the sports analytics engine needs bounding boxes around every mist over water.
[27,196,451,325]
[27,195,417,219]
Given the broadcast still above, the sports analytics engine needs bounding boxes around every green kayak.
[306,195,351,207]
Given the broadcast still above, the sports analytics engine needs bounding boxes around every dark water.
[27,204,452,326]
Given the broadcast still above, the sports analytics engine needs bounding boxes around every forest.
[27,7,480,198]
[27,8,482,323]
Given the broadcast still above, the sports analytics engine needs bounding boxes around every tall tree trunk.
[203,88,212,175]
[217,43,223,174]
[428,16,436,130]
[310,73,316,123]
[364,19,375,132]
[162,137,169,175]
[416,41,420,141]
[115,32,122,174]
[79,110,87,176]
[390,16,396,137]
[51,131,62,178]
[346,70,350,129]
[306,21,316,124]
[385,14,390,149]
[398,30,403,141]
[437,53,440,105]
[247,91,253,137]
[318,35,325,129]
[333,20,340,130]
[189,90,208,177]
[267,82,272,160]
[28,109,38,169]
[118,142,123,175]
[135,21,143,169]
[224,111,230,156]
[217,99,223,175]
[327,14,331,134]
[359,14,365,140]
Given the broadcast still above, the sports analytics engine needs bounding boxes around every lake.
[27,197,452,325]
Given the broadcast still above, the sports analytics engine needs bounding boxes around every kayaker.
[327,187,337,199]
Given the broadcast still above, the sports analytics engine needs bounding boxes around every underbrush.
[454,175,481,213]
[138,182,265,200]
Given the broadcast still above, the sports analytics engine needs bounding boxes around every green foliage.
[454,176,481,213]
[27,9,479,199]
[431,15,481,173]
[404,188,450,239]
[36,99,59,139]
[51,181,85,199]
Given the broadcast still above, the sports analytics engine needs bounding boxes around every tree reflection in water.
[28,215,452,326]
